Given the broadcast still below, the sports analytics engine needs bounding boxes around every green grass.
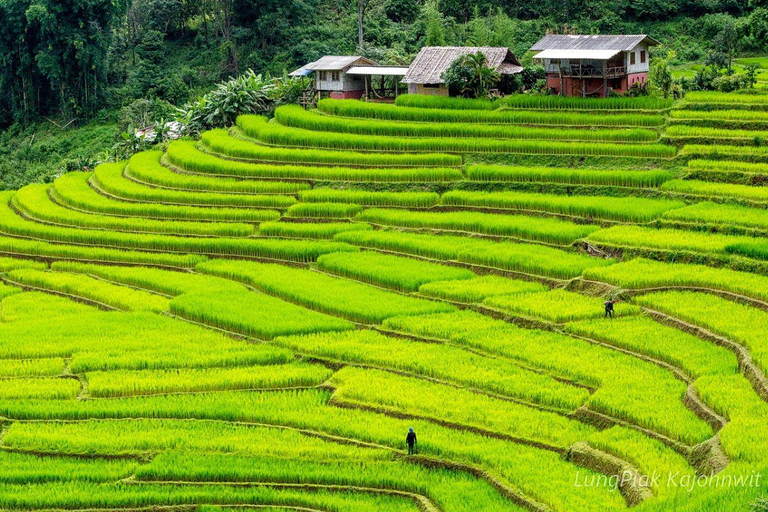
[467,164,672,187]
[316,251,475,291]
[484,289,639,323]
[196,259,455,323]
[320,98,664,126]
[356,208,600,245]
[279,105,659,143]
[418,275,547,303]
[441,190,684,222]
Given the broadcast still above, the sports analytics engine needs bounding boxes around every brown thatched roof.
[402,47,523,84]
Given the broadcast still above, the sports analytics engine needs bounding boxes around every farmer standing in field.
[604,299,616,319]
[406,427,417,455]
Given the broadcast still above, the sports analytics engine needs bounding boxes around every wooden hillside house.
[530,34,660,97]
[289,56,409,100]
[402,47,524,96]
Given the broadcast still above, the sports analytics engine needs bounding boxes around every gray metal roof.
[346,66,410,76]
[289,56,378,76]
[402,47,523,84]
[530,34,659,52]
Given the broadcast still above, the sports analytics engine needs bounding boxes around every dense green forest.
[0,0,766,189]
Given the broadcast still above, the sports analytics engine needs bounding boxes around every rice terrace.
[4,11,768,511]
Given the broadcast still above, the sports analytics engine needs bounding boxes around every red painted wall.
[329,90,363,100]
[545,73,646,97]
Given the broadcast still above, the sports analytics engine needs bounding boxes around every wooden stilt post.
[364,75,369,101]
[603,61,608,98]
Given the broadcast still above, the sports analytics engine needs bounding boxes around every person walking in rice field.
[604,299,616,319]
[406,427,417,455]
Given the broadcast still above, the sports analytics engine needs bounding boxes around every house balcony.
[556,66,627,79]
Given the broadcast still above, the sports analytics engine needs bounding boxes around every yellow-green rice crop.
[383,310,713,444]
[196,259,455,323]
[258,221,372,239]
[93,159,296,208]
[2,292,99,323]
[299,188,440,208]
[316,251,474,291]
[285,202,363,218]
[6,269,170,312]
[50,261,245,295]
[418,275,547,303]
[635,290,768,374]
[274,329,589,409]
[662,202,768,231]
[582,257,768,302]
[13,183,255,237]
[53,168,279,223]
[662,179,768,202]
[241,115,676,158]
[0,193,354,262]
[205,127,461,167]
[0,256,47,272]
[467,164,672,187]
[484,289,639,323]
[335,230,613,279]
[686,91,768,105]
[170,290,354,339]
[441,190,685,222]
[565,315,738,378]
[278,105,659,143]
[128,150,309,194]
[0,377,79,400]
[172,138,463,182]
[0,358,64,378]
[688,159,768,175]
[0,451,135,484]
[320,98,664,127]
[86,362,332,397]
[356,208,599,245]
[586,225,754,254]
[332,366,595,448]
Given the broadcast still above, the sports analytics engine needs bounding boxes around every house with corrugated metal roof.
[530,34,660,97]
[402,47,523,97]
[289,56,410,100]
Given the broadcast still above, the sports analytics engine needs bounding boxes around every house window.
[630,52,636,65]
[318,71,326,81]
[423,84,440,88]
[331,71,340,81]
[640,51,646,64]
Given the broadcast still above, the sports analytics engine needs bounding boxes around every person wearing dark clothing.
[406,427,417,455]
[604,299,616,319]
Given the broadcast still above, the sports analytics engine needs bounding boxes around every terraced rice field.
[1,91,768,512]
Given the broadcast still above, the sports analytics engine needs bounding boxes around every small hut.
[401,46,523,96]
[530,34,660,97]
[289,56,409,100]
